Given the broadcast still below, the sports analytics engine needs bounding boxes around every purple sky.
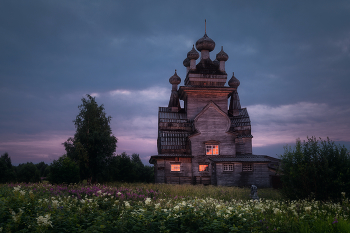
[1,0,350,165]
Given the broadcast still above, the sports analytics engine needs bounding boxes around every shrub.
[280,137,350,201]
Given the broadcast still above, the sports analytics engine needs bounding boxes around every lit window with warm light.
[199,165,209,172]
[171,164,180,171]
[206,145,219,155]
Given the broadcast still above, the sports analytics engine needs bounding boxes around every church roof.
[230,108,251,127]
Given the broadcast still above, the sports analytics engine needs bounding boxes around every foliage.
[35,161,50,177]
[280,137,350,201]
[15,162,41,183]
[48,155,80,184]
[0,152,16,183]
[63,94,118,182]
[0,183,349,233]
[100,153,154,183]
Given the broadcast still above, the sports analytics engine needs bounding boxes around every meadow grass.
[109,182,283,201]
[0,182,349,232]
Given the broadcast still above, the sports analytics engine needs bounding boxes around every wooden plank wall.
[215,163,271,187]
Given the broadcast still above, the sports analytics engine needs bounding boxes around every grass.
[109,182,283,201]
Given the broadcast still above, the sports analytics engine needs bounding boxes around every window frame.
[223,164,234,172]
[199,164,209,172]
[206,145,219,155]
[242,163,253,172]
[170,163,181,172]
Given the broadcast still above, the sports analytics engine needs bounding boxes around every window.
[223,164,234,171]
[206,145,219,155]
[171,164,180,171]
[199,165,209,172]
[242,163,253,172]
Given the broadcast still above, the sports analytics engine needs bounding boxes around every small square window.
[171,164,180,171]
[242,163,253,172]
[206,145,219,155]
[223,164,234,171]
[199,165,209,172]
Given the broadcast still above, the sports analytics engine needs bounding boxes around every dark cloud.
[1,0,349,165]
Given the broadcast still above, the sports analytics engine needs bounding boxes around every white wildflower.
[273,208,281,214]
[37,214,52,227]
[52,200,59,208]
[145,198,152,205]
[124,201,130,208]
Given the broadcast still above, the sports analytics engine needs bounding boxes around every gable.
[193,101,231,136]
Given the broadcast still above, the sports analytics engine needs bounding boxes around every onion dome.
[183,57,190,67]
[169,70,181,85]
[213,59,219,66]
[187,45,199,60]
[195,33,215,52]
[216,46,229,61]
[228,72,240,88]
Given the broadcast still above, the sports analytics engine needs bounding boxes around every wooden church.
[149,28,278,187]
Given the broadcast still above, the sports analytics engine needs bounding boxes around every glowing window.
[171,164,180,171]
[223,164,234,171]
[242,163,253,172]
[199,165,209,172]
[206,145,219,155]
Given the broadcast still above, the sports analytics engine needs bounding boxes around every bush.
[48,155,80,184]
[280,137,350,201]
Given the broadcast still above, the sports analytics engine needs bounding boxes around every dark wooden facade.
[149,31,279,187]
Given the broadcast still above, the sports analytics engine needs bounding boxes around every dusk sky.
[1,0,350,165]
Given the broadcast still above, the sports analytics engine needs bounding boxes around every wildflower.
[124,201,131,208]
[37,214,53,227]
[19,190,26,196]
[273,208,281,214]
[305,206,312,213]
[52,200,59,208]
[332,218,338,224]
[13,185,21,192]
[145,198,152,205]
[117,192,122,196]
[11,210,20,223]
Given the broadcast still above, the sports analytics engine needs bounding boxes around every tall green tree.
[63,94,117,182]
[0,152,15,183]
[280,137,350,201]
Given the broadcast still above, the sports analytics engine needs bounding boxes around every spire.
[168,70,181,112]
[205,19,206,34]
[229,90,241,116]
